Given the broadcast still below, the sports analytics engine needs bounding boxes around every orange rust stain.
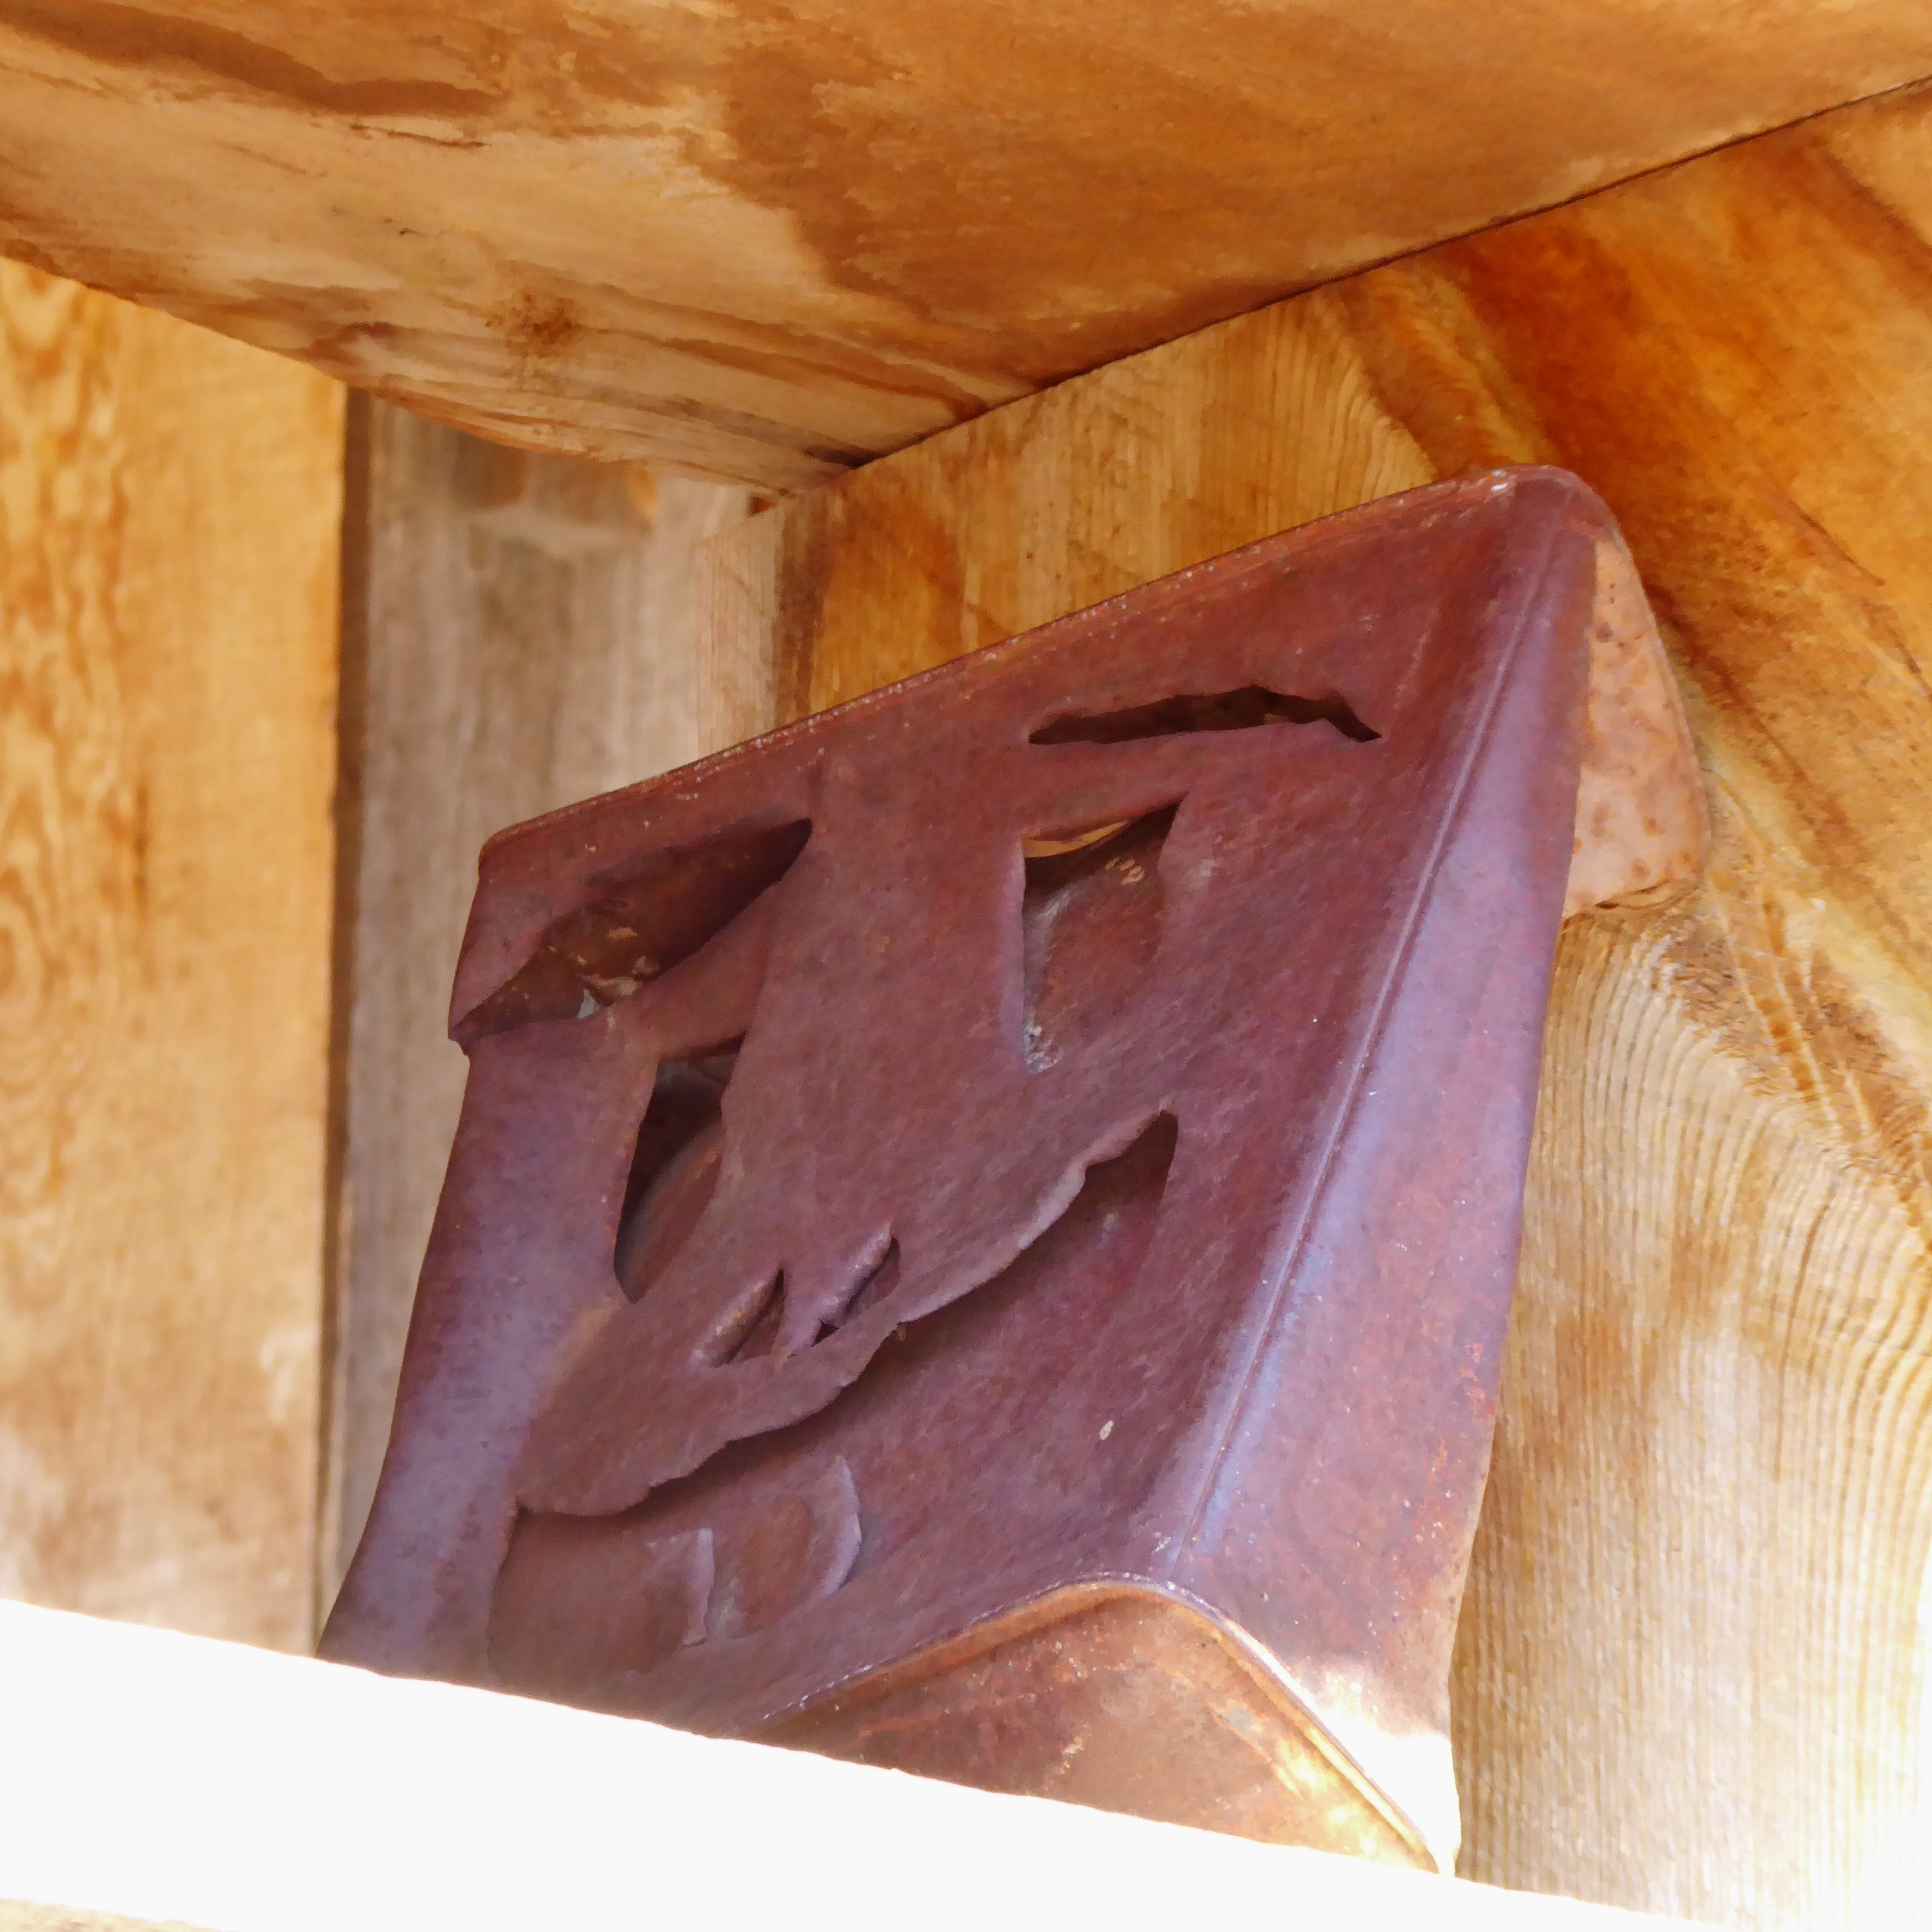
[3,0,500,118]
[499,291,584,363]
[28,0,1864,402]
[1334,125,1932,963]
[671,0,1917,391]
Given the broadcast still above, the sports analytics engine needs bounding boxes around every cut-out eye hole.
[1022,804,1177,1069]
[615,1045,740,1304]
[1021,822,1130,861]
[1029,686,1379,746]
[458,817,810,1042]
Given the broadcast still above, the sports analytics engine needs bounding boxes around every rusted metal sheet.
[323,468,1703,1873]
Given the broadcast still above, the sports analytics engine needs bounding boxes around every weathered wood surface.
[325,404,749,1594]
[2,5,1931,490]
[697,79,1932,1927]
[0,1599,1698,1932]
[0,260,342,1646]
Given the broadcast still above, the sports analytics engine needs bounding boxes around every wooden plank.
[0,1599,1696,1932]
[1,1907,202,1932]
[325,406,750,1594]
[1,6,1930,490]
[0,262,343,1646]
[695,79,1932,1926]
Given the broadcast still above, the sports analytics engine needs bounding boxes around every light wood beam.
[694,80,1932,1926]
[0,260,343,1647]
[1,3,1929,488]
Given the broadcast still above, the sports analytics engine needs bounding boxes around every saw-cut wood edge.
[1,7,1929,485]
[1566,532,1708,918]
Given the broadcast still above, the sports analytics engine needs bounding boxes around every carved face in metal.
[324,469,1703,1871]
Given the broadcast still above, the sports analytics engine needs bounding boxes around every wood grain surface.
[1,4,1930,490]
[697,79,1932,1927]
[324,406,750,1596]
[0,261,343,1647]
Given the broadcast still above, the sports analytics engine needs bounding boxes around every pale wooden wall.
[694,79,1932,1930]
[0,260,342,1649]
[324,407,750,1592]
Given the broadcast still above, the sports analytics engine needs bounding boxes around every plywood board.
[696,79,1932,1927]
[325,406,750,1595]
[1,4,1930,489]
[0,260,343,1647]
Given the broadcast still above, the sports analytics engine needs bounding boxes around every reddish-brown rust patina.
[323,469,1703,1873]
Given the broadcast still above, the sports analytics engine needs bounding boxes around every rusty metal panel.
[324,468,1702,1871]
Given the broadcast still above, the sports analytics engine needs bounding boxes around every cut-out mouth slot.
[714,1235,905,1365]
[491,1109,1181,1703]
[1029,685,1379,746]
[717,1270,786,1364]
[830,1238,901,1334]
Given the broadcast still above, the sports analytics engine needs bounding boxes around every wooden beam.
[694,80,1932,1923]
[0,260,342,1648]
[1,5,1929,488]
[0,1599,1699,1931]
[1,1908,200,1932]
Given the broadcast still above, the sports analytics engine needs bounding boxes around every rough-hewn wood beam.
[1,3,1929,489]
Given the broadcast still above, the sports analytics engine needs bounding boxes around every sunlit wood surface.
[0,259,343,1647]
[0,3,1929,488]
